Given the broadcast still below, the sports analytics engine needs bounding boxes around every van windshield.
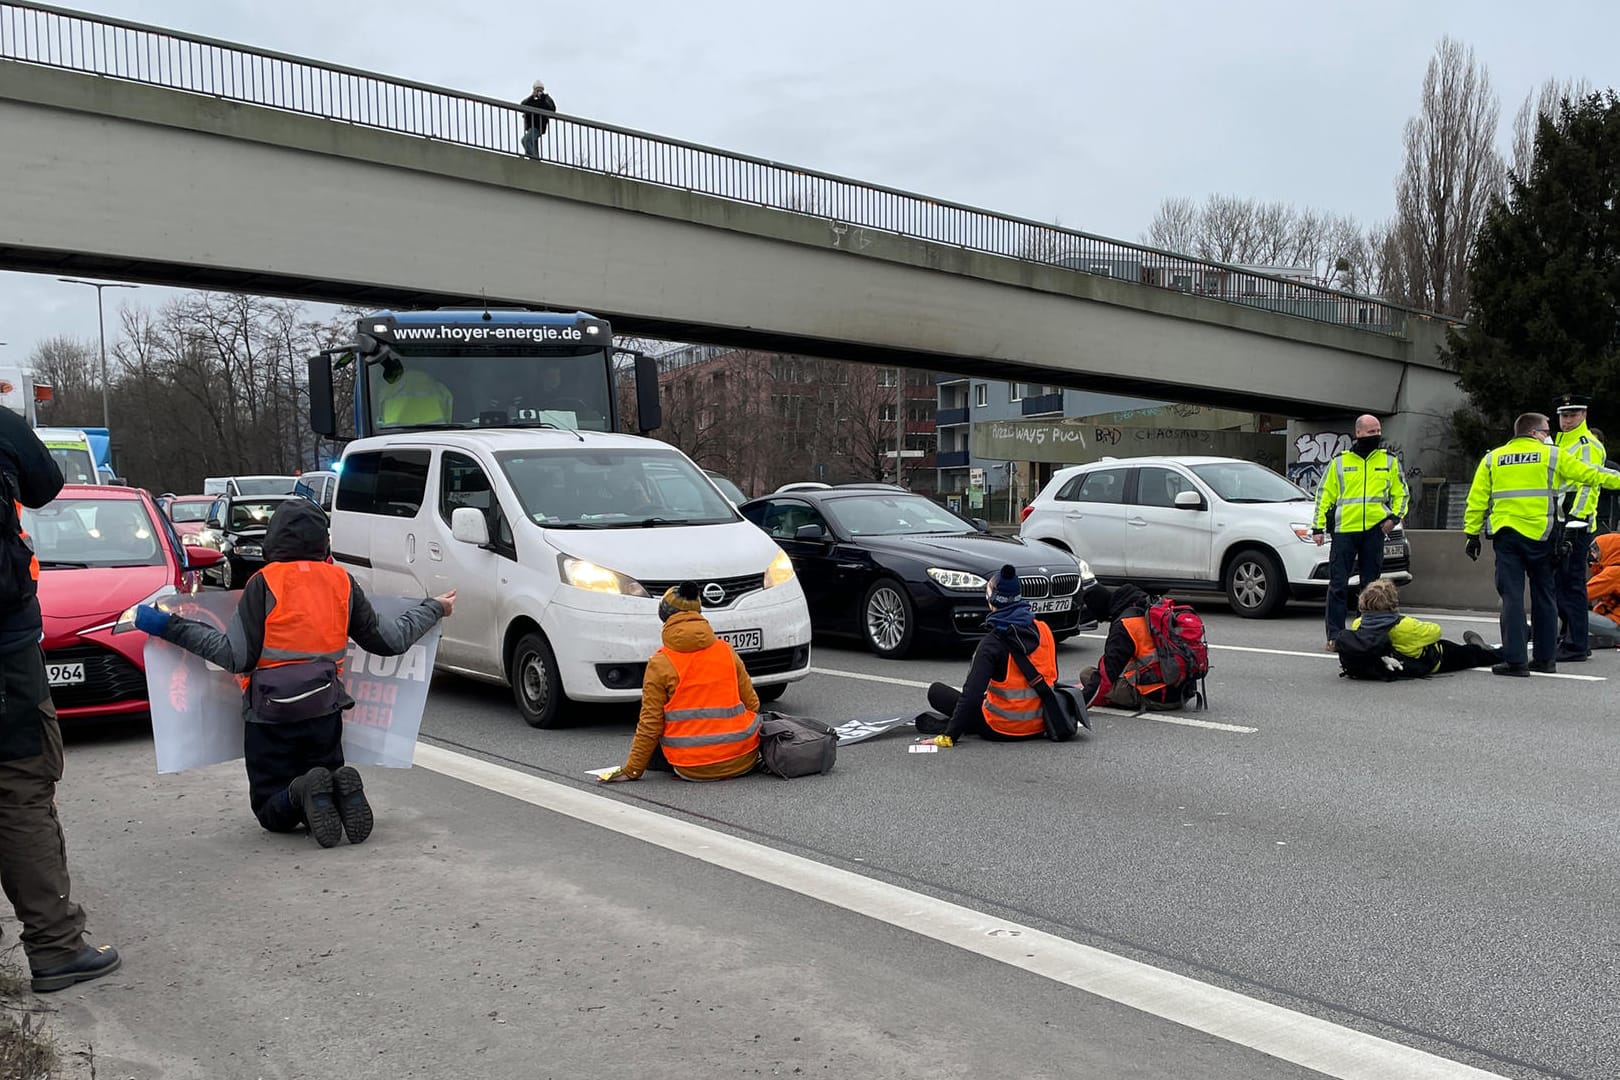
[496,449,738,528]
[46,446,98,485]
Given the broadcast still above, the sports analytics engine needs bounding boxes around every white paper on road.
[143,591,441,774]
[830,714,916,745]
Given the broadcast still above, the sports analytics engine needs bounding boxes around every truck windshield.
[47,447,99,485]
[497,449,738,528]
[366,350,613,433]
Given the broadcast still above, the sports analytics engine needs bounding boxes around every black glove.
[1464,535,1481,562]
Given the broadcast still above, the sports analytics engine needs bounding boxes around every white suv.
[1019,456,1411,617]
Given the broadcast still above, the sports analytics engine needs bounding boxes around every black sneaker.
[332,766,374,845]
[289,767,342,848]
[31,944,121,992]
[1491,663,1530,677]
[1463,630,1487,649]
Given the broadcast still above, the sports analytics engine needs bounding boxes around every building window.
[1009,382,1023,403]
[878,369,898,388]
[880,404,897,422]
[975,384,988,407]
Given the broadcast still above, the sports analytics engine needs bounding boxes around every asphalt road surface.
[414,599,1620,1080]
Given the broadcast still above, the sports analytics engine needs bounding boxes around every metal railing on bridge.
[2,2,1421,337]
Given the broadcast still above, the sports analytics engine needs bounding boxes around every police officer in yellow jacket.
[1464,412,1620,676]
[1312,415,1409,650]
[1552,393,1606,661]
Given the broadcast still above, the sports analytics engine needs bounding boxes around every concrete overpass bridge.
[0,2,1464,443]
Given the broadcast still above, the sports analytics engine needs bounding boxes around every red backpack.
[1133,597,1210,710]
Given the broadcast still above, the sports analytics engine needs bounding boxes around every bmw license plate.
[47,661,85,686]
[718,628,763,653]
[1029,598,1072,615]
[1383,544,1404,559]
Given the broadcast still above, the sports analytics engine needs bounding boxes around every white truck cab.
[328,429,813,727]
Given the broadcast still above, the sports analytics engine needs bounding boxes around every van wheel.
[510,631,563,728]
[1225,548,1286,618]
[862,579,915,659]
[756,684,787,705]
[216,556,234,590]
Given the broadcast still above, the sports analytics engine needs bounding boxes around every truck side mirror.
[308,353,336,438]
[634,354,662,434]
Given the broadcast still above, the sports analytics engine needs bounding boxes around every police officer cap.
[1554,393,1591,413]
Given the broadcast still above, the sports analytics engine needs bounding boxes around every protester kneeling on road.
[1346,577,1502,675]
[599,581,762,782]
[915,565,1056,747]
[134,498,453,847]
[1583,532,1620,649]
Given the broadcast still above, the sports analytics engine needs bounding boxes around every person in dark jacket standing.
[134,498,453,847]
[0,406,120,992]
[916,566,1057,746]
[520,78,555,159]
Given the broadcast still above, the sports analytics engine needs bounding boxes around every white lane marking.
[1073,637,1607,681]
[809,667,1255,732]
[1403,613,1504,625]
[414,744,1507,1080]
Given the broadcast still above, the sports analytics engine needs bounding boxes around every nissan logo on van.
[702,582,726,605]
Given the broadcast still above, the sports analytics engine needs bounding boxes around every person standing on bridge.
[520,79,555,159]
[0,406,121,992]
[1551,394,1605,662]
[1463,412,1620,676]
[1312,415,1409,652]
[134,498,454,845]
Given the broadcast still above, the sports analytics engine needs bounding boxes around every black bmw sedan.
[739,486,1098,659]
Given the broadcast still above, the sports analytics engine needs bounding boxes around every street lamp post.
[58,278,139,430]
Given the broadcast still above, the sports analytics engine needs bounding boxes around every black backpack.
[0,470,37,611]
[1335,625,1426,681]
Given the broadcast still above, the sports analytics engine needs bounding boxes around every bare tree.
[1386,35,1506,316]
[1510,76,1595,180]
[1143,194,1368,287]
[1144,196,1199,254]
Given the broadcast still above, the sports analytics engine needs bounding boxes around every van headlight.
[234,543,263,559]
[762,549,796,589]
[114,584,178,633]
[558,555,650,597]
[927,567,987,591]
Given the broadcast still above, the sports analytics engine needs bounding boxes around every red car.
[158,495,217,541]
[25,485,223,721]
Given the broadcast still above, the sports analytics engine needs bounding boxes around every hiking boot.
[332,766,374,845]
[1463,630,1487,649]
[31,944,121,992]
[289,767,342,848]
[1529,660,1557,674]
[1491,663,1530,677]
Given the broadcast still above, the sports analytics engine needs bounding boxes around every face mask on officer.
[1354,433,1382,457]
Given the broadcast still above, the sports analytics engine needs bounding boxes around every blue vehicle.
[307,309,660,441]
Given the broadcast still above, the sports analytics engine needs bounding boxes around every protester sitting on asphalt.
[599,581,762,782]
[1075,582,1156,708]
[134,498,453,847]
[1349,577,1503,674]
[1584,532,1620,649]
[915,565,1056,746]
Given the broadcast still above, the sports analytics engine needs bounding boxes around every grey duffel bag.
[757,712,838,779]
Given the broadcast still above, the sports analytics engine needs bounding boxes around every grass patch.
[0,946,58,1079]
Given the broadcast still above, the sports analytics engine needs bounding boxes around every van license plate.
[47,662,86,686]
[718,629,763,653]
[1029,598,1072,614]
[1383,544,1404,559]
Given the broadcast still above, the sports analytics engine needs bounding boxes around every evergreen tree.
[1445,90,1620,458]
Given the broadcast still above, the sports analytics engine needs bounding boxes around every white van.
[33,428,99,486]
[328,430,813,727]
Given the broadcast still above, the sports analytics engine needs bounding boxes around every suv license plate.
[1383,544,1404,559]
[718,629,763,653]
[1029,598,1072,614]
[47,662,86,686]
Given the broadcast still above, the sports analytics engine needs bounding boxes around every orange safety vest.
[17,500,38,584]
[1117,615,1168,696]
[658,640,761,769]
[235,560,352,691]
[981,621,1058,737]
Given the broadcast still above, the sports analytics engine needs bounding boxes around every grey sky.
[2,0,1616,364]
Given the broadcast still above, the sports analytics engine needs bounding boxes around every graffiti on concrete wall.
[1286,430,1422,496]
